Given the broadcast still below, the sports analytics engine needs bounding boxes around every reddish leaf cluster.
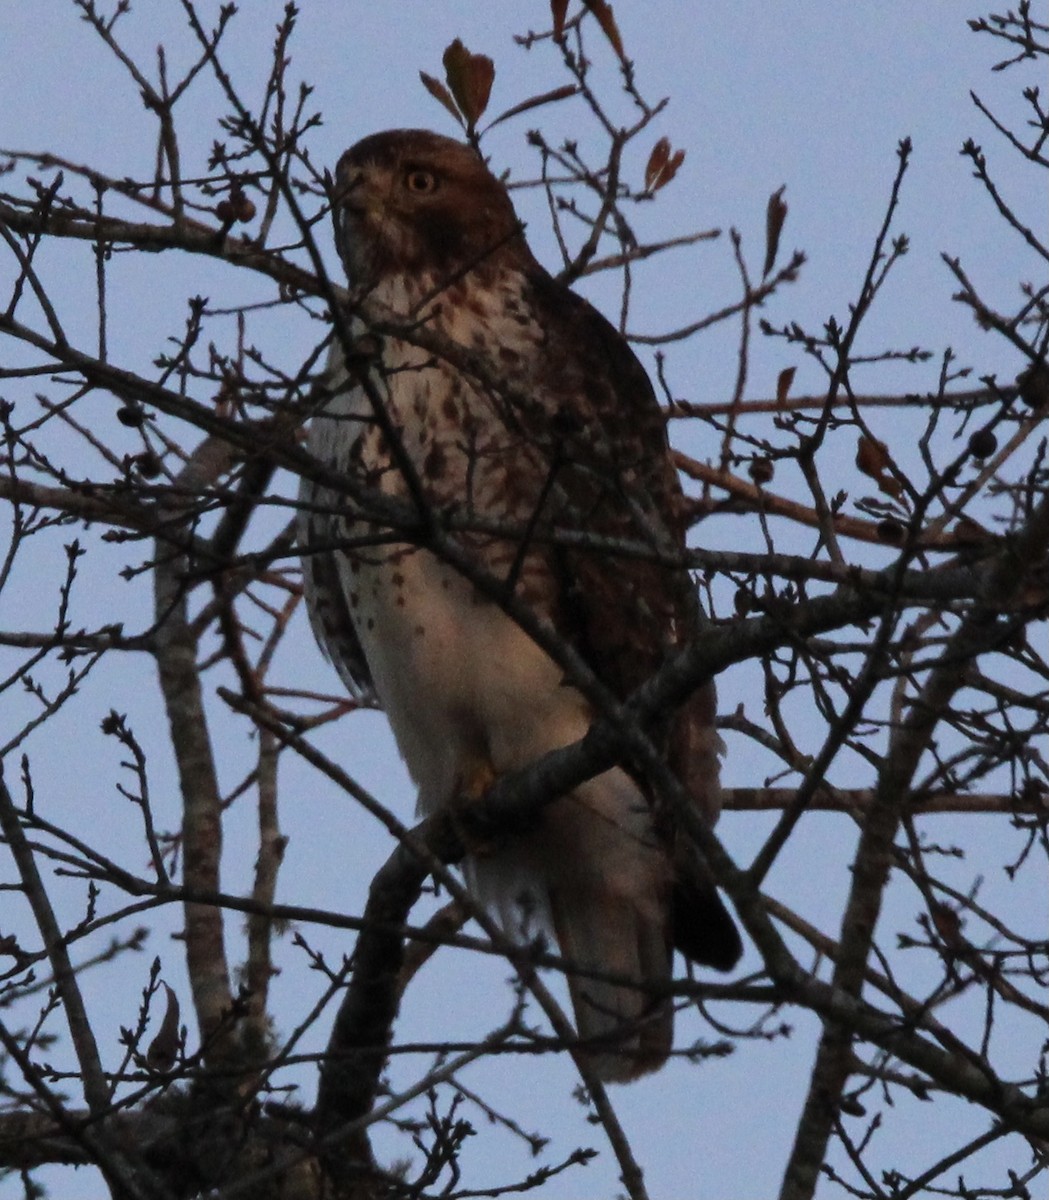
[856,435,903,501]
[420,38,494,135]
[644,136,685,194]
[554,0,625,59]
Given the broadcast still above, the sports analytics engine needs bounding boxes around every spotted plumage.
[299,129,740,1081]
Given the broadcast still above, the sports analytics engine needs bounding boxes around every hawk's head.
[332,129,529,286]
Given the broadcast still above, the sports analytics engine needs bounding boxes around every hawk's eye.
[404,169,438,194]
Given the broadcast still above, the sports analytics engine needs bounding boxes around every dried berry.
[116,404,144,428]
[877,519,904,544]
[231,192,256,223]
[748,457,774,485]
[967,428,997,459]
[1017,362,1049,410]
[134,451,162,479]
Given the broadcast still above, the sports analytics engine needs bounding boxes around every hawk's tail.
[469,767,674,1083]
[549,874,674,1083]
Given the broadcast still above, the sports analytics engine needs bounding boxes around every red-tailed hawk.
[299,129,740,1081]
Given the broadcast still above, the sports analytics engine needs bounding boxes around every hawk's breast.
[309,271,594,815]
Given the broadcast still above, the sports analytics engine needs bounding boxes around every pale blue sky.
[0,4,1043,1197]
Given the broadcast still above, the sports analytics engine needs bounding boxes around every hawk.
[299,129,740,1081]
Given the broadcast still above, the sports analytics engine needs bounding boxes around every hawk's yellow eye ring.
[404,169,438,194]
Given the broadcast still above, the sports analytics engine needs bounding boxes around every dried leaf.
[763,185,788,278]
[855,434,902,500]
[930,903,965,950]
[644,136,685,193]
[775,366,796,408]
[147,982,181,1071]
[419,71,463,126]
[486,84,579,132]
[551,0,570,39]
[646,137,669,188]
[839,1095,867,1118]
[442,38,495,130]
[663,151,685,189]
[582,0,625,59]
[855,435,890,479]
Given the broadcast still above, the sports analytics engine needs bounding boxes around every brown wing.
[299,493,376,700]
[298,374,376,701]
[521,271,695,686]
[509,268,742,971]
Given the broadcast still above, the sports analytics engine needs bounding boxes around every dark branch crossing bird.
[299,128,741,1082]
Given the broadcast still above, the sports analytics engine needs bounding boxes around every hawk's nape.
[298,128,741,1082]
